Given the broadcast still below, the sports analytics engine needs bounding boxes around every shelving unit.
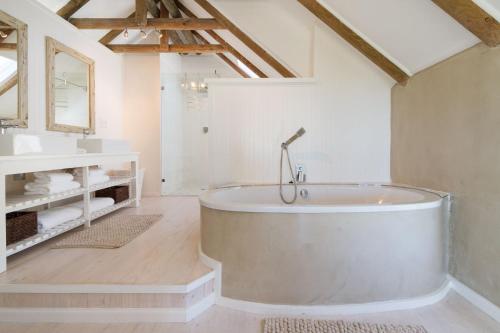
[0,152,140,271]
[5,188,86,214]
[6,217,87,256]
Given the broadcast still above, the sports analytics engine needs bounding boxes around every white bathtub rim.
[199,183,445,214]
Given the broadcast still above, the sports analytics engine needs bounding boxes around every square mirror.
[0,10,28,127]
[46,37,95,134]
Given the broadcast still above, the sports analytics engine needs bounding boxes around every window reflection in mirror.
[54,52,90,128]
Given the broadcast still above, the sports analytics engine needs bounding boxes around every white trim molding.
[449,275,500,324]
[0,294,216,323]
[216,282,452,316]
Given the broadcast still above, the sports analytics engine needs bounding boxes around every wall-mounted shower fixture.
[279,127,306,204]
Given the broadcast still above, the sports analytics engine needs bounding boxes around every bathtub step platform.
[0,271,216,323]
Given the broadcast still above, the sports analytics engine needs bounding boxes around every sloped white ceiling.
[319,0,479,74]
[35,0,497,76]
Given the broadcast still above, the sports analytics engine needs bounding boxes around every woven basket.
[96,186,129,203]
[6,211,38,245]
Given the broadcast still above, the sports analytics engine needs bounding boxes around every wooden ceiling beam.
[432,0,500,47]
[0,43,16,50]
[177,1,266,78]
[191,30,249,78]
[70,17,223,30]
[160,0,198,45]
[193,0,295,78]
[146,0,160,19]
[107,44,225,53]
[135,0,148,26]
[56,0,90,20]
[298,0,409,84]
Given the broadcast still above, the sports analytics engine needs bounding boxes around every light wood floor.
[0,292,499,332]
[0,197,211,285]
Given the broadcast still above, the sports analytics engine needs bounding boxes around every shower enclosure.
[160,72,213,196]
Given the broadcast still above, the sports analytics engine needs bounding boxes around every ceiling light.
[140,30,148,39]
[156,28,163,39]
[123,28,129,39]
[0,31,7,38]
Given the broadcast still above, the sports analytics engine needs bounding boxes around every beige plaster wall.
[123,54,161,197]
[391,43,500,306]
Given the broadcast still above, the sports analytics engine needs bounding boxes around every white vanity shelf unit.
[0,152,140,272]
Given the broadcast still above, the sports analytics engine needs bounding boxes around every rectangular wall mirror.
[46,37,95,134]
[0,10,28,127]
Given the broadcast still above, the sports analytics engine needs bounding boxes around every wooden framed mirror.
[46,37,95,134]
[0,10,28,127]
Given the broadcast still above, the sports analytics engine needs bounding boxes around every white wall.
[122,54,161,196]
[0,0,124,139]
[206,6,392,187]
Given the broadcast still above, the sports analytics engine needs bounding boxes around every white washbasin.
[0,134,78,156]
[77,138,131,153]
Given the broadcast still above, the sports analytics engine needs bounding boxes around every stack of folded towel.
[74,168,110,186]
[38,206,83,232]
[24,172,81,195]
[69,197,115,213]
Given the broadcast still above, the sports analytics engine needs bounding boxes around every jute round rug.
[263,318,427,333]
[52,215,163,249]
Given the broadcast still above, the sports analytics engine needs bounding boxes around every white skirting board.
[448,275,500,324]
[0,293,216,323]
[216,282,452,316]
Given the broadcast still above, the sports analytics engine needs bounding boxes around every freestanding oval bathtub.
[199,184,447,306]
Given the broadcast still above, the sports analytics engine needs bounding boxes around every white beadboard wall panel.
[207,79,390,187]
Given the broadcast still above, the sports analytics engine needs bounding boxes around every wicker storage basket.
[95,186,129,203]
[6,211,38,245]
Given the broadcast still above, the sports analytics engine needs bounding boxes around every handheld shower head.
[282,127,306,148]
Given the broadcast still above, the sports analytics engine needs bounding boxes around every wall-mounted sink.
[0,134,77,156]
[77,139,131,154]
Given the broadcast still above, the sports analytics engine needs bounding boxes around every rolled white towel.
[74,174,110,186]
[34,172,73,183]
[38,206,83,232]
[69,197,115,213]
[24,181,81,195]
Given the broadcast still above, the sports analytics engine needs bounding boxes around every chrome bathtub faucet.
[296,164,306,183]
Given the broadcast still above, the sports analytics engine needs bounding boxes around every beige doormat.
[263,318,427,333]
[52,215,163,249]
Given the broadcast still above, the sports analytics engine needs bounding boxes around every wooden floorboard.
[0,292,498,332]
[0,197,211,285]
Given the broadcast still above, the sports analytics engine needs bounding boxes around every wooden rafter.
[0,74,17,97]
[432,0,500,47]
[135,0,148,26]
[177,1,266,78]
[108,44,225,53]
[298,0,409,84]
[191,31,249,78]
[0,43,16,50]
[146,0,160,18]
[160,0,198,45]
[56,0,90,20]
[193,0,295,78]
[158,2,184,45]
[69,17,224,30]
[159,2,169,49]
